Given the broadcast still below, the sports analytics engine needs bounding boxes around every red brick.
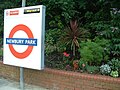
[0,61,120,90]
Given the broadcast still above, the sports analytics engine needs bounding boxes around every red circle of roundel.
[9,24,34,59]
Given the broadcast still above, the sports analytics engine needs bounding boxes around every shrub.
[100,64,111,75]
[60,20,89,57]
[103,11,120,60]
[86,65,99,74]
[110,71,119,78]
[108,58,120,71]
[108,58,120,76]
[45,29,63,55]
[79,40,103,65]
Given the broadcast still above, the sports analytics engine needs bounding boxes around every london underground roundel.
[8,24,34,59]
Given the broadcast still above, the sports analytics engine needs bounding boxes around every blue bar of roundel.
[6,38,37,46]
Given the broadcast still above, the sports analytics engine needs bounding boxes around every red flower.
[63,52,67,56]
[63,52,70,57]
[66,54,70,57]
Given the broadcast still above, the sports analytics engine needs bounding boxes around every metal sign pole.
[22,0,26,7]
[20,1,26,90]
[20,67,24,90]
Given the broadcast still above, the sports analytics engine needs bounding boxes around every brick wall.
[0,61,120,90]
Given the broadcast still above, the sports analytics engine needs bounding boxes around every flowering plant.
[63,52,71,69]
[100,64,111,75]
[63,52,70,57]
[63,52,70,62]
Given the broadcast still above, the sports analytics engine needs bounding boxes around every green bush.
[110,71,119,78]
[59,20,89,57]
[108,58,120,71]
[79,39,104,65]
[45,29,64,55]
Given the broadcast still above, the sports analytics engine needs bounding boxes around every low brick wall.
[0,61,120,90]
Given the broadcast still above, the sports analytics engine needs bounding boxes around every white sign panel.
[4,5,45,70]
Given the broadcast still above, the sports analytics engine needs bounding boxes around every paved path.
[0,77,48,90]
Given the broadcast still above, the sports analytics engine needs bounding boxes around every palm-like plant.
[60,20,89,56]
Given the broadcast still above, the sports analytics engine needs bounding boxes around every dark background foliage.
[0,0,120,74]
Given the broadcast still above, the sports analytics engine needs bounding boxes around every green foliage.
[45,29,63,55]
[0,0,120,76]
[86,21,110,39]
[94,37,110,47]
[0,48,3,56]
[78,60,87,71]
[0,48,3,61]
[79,37,110,66]
[102,9,120,60]
[42,0,77,29]
[108,58,120,71]
[0,38,3,45]
[45,29,67,69]
[0,38,3,59]
[86,65,99,74]
[60,20,89,56]
[94,37,110,62]
[79,40,104,65]
[110,71,119,78]
[83,0,111,38]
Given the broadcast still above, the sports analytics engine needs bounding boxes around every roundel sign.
[8,24,34,59]
[4,5,46,70]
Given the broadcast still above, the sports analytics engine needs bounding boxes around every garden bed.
[0,61,120,90]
